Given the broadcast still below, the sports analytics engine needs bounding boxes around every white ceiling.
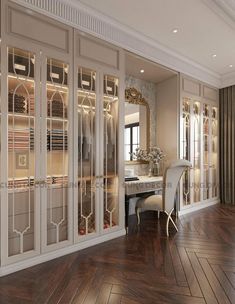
[79,0,235,78]
[125,52,176,83]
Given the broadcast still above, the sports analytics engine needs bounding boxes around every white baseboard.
[0,229,126,277]
[178,200,220,216]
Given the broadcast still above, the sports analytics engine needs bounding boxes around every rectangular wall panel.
[8,6,69,52]
[77,36,119,69]
[182,77,201,96]
[203,85,217,101]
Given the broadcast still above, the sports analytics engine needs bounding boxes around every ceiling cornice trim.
[221,71,235,88]
[12,0,222,88]
[202,0,235,30]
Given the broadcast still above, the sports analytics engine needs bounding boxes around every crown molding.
[12,0,222,88]
[202,0,235,30]
[202,0,235,88]
[221,71,235,88]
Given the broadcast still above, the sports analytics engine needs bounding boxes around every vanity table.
[125,176,163,232]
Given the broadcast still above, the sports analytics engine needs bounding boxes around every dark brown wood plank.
[95,283,112,304]
[0,204,234,304]
[177,247,203,297]
[187,251,218,304]
[199,258,231,304]
[211,264,235,304]
[108,293,122,304]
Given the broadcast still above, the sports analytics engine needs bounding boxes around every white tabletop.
[125,175,163,196]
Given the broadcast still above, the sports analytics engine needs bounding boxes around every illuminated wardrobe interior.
[0,0,125,275]
[0,0,219,276]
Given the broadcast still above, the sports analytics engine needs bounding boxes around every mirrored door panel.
[7,47,36,256]
[77,67,96,237]
[182,98,191,206]
[46,58,69,245]
[103,75,119,229]
[203,104,210,200]
[211,106,218,198]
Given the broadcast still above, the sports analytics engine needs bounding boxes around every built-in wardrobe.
[156,74,219,214]
[0,0,125,275]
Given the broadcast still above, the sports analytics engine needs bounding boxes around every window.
[125,123,140,161]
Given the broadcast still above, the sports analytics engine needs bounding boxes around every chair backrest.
[163,160,192,213]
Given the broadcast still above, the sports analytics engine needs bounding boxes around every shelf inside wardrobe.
[8,113,35,119]
[46,117,68,122]
[77,174,116,182]
[47,82,68,92]
[8,73,35,83]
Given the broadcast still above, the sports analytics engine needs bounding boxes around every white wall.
[156,75,179,166]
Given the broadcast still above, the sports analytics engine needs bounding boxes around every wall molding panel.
[12,0,225,88]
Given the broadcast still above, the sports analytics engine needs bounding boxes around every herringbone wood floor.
[0,204,235,304]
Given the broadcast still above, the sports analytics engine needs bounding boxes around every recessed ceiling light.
[229,64,233,68]
[140,69,145,73]
[172,28,178,33]
[212,54,217,58]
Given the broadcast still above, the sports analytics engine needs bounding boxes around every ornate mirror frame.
[125,87,150,162]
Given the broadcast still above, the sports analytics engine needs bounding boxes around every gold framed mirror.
[124,87,150,162]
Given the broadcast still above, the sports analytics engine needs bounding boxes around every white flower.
[130,147,166,164]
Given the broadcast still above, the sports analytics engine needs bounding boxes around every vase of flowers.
[131,147,166,177]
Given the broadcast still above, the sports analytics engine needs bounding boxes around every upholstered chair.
[136,160,192,236]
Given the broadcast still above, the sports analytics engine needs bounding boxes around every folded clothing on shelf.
[8,92,34,115]
[8,175,68,189]
[8,177,34,189]
[47,175,68,184]
[8,129,34,150]
[47,129,68,150]
[47,99,67,118]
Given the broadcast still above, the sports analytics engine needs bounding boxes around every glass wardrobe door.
[203,104,210,200]
[46,58,69,245]
[211,106,218,198]
[77,67,96,237]
[7,47,36,256]
[193,102,201,203]
[103,74,119,229]
[182,98,191,206]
